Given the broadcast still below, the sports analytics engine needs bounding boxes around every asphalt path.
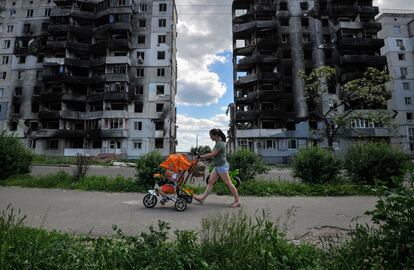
[0,186,377,240]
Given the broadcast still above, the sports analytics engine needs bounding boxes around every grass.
[0,172,378,196]
[0,206,325,270]
[32,155,118,166]
[0,172,146,193]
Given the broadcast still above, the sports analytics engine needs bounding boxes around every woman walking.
[194,129,241,207]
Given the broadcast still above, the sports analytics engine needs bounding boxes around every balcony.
[235,55,278,70]
[232,0,251,9]
[339,55,387,66]
[257,37,280,48]
[358,6,379,15]
[61,94,86,102]
[260,110,295,119]
[35,129,86,138]
[234,45,255,56]
[40,92,63,101]
[43,74,93,85]
[234,20,278,38]
[46,41,90,52]
[61,110,102,120]
[334,21,382,32]
[90,39,131,53]
[105,56,131,65]
[260,72,282,82]
[235,74,258,86]
[48,24,92,36]
[50,7,93,19]
[235,110,260,121]
[99,74,130,82]
[342,128,391,138]
[95,6,133,18]
[258,90,288,101]
[235,92,257,103]
[39,110,60,119]
[255,4,278,13]
[337,38,384,49]
[89,129,128,138]
[94,23,132,34]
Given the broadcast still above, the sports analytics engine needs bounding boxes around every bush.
[344,142,410,186]
[0,132,33,180]
[325,183,414,269]
[292,146,342,184]
[189,145,211,156]
[227,148,269,181]
[135,151,164,188]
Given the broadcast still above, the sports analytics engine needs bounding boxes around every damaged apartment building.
[230,0,388,163]
[0,0,177,157]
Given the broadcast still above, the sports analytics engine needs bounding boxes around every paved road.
[0,187,377,240]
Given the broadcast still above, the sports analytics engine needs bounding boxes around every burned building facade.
[0,0,177,157]
[230,0,387,163]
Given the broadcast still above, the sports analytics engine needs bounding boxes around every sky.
[174,0,414,152]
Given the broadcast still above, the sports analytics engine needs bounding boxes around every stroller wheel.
[175,198,187,212]
[143,194,157,208]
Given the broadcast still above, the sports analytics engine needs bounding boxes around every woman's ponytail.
[210,128,226,142]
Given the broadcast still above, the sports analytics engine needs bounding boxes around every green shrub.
[0,132,33,180]
[227,148,269,181]
[135,151,164,188]
[344,142,410,186]
[325,184,414,269]
[292,146,342,184]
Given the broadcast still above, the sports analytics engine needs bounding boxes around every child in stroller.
[143,154,202,211]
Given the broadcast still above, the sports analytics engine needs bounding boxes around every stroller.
[143,154,202,211]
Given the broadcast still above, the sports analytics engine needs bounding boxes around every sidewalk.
[0,186,378,244]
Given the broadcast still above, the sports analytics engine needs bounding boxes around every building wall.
[377,13,414,156]
[231,0,388,163]
[0,0,177,158]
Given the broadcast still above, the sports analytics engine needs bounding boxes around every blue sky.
[178,50,233,119]
[174,0,414,152]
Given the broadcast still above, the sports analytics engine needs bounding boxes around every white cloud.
[176,113,230,152]
[175,0,233,106]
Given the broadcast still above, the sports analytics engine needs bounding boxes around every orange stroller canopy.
[159,154,192,173]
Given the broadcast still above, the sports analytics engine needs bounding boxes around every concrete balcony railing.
[234,20,278,38]
[337,38,384,49]
[87,91,129,102]
[260,110,295,119]
[90,39,131,52]
[235,55,278,70]
[46,41,90,52]
[105,56,131,65]
[48,24,92,35]
[235,92,257,103]
[43,57,90,68]
[40,92,63,101]
[235,74,258,85]
[38,110,60,119]
[89,129,128,138]
[94,23,132,33]
[43,74,93,85]
[339,55,387,66]
[334,21,382,32]
[50,7,93,18]
[342,127,392,138]
[98,74,130,82]
[235,110,260,120]
[234,45,255,56]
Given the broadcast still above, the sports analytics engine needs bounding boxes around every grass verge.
[1,172,377,196]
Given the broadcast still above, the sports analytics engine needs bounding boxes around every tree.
[301,66,394,150]
[0,131,33,179]
[189,145,212,156]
